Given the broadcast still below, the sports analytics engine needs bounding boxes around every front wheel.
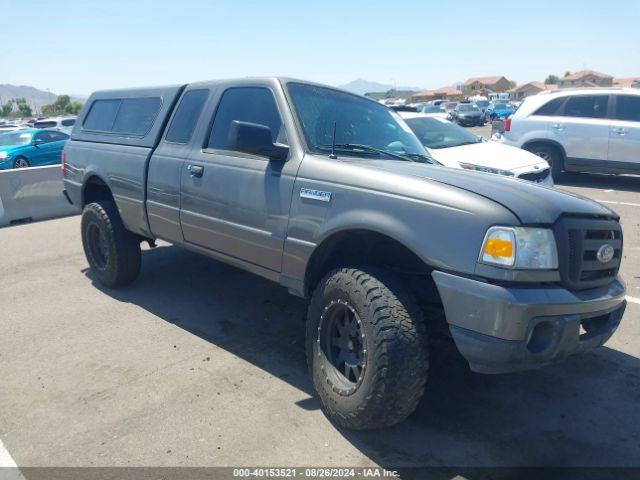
[306,267,429,429]
[12,157,30,169]
[81,201,141,288]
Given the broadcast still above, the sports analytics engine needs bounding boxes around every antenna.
[329,121,337,159]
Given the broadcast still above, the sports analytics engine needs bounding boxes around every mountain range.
[337,79,423,95]
[0,84,86,111]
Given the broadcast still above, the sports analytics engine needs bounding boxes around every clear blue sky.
[2,0,639,95]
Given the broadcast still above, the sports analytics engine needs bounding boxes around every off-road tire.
[526,143,564,178]
[81,201,141,288]
[306,267,429,429]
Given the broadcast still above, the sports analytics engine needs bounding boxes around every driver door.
[29,131,59,166]
[179,84,296,273]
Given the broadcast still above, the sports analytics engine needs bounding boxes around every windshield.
[422,105,444,113]
[475,100,489,107]
[287,83,429,160]
[458,105,479,112]
[0,131,32,146]
[405,117,481,149]
[494,102,509,109]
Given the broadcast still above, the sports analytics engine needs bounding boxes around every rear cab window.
[83,97,162,136]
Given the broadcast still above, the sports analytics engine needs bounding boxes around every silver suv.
[498,88,640,177]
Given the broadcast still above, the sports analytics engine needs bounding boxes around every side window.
[533,97,565,116]
[613,95,640,122]
[563,95,609,119]
[165,89,209,143]
[61,119,76,127]
[83,99,121,131]
[112,97,162,135]
[34,131,52,143]
[49,131,70,141]
[207,87,286,151]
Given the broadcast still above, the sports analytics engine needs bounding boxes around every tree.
[41,94,83,116]
[0,101,12,117]
[17,101,32,117]
[564,71,571,77]
[507,79,517,89]
[545,74,560,85]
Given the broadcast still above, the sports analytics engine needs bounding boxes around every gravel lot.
[0,163,639,475]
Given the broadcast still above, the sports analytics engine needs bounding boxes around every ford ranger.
[63,78,627,429]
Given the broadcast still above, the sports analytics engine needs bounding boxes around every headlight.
[459,162,515,177]
[0,151,8,159]
[479,226,558,269]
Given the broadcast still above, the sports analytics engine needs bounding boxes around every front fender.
[281,155,521,292]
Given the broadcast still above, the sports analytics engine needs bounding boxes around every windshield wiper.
[317,143,413,161]
[316,143,439,165]
[401,152,439,165]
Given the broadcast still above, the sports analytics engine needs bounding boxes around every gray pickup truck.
[63,78,627,429]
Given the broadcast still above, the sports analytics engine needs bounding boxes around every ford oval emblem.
[596,244,615,264]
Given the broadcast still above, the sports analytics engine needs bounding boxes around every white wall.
[0,166,79,227]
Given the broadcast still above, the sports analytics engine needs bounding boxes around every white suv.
[497,88,640,176]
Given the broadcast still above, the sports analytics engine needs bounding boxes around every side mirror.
[228,120,289,161]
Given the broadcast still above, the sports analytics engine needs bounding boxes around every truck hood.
[428,141,547,171]
[357,159,617,224]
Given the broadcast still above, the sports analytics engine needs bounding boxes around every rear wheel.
[307,267,429,429]
[81,201,141,288]
[526,143,564,178]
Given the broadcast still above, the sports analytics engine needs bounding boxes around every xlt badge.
[300,188,332,203]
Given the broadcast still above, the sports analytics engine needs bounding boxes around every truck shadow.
[84,245,640,474]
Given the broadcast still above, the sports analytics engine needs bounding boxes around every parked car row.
[408,97,521,126]
[0,129,70,170]
[0,116,76,134]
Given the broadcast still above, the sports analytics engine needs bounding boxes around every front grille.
[518,168,550,183]
[553,216,623,290]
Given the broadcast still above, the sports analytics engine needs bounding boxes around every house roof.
[411,90,435,97]
[508,82,558,93]
[433,86,460,95]
[410,86,460,99]
[464,76,506,86]
[613,77,640,87]
[562,70,613,81]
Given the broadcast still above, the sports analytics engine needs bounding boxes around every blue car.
[0,129,70,170]
[487,101,515,120]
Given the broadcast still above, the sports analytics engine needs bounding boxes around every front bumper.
[432,271,626,373]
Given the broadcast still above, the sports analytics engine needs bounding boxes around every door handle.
[551,123,564,131]
[187,164,204,178]
[612,128,627,136]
